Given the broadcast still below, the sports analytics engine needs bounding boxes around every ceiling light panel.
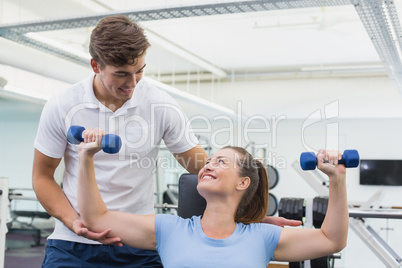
[1,0,402,94]
[0,0,351,67]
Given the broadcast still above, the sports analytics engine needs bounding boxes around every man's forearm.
[33,176,79,231]
[174,144,209,174]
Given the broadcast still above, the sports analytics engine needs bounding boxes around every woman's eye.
[219,159,225,164]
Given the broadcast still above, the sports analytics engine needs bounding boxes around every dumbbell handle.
[300,149,360,170]
[67,125,122,154]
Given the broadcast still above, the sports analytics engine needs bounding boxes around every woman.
[77,129,348,267]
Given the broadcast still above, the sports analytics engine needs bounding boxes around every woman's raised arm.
[77,128,157,250]
[274,149,348,262]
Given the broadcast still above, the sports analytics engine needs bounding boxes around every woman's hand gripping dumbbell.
[67,125,122,154]
[300,149,360,170]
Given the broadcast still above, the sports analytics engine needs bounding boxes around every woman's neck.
[200,202,237,239]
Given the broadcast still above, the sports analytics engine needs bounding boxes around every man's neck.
[93,75,124,112]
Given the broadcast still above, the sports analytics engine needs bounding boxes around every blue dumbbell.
[67,125,122,154]
[300,149,360,170]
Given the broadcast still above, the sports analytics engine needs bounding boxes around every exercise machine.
[7,188,51,247]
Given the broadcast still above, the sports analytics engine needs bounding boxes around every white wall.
[0,98,43,188]
[171,74,402,119]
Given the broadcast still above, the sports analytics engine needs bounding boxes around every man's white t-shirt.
[34,74,198,243]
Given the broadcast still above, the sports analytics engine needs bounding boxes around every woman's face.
[197,148,245,198]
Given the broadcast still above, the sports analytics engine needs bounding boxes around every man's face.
[92,56,146,107]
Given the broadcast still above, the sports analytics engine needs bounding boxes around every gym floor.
[5,230,47,267]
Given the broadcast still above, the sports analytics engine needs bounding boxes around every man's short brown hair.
[89,15,150,68]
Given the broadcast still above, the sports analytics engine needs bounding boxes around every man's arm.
[173,144,209,173]
[261,216,302,227]
[32,149,121,244]
[32,149,79,230]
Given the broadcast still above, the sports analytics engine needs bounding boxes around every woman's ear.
[237,176,250,191]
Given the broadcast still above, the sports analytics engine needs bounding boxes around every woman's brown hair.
[224,146,269,224]
[89,15,150,68]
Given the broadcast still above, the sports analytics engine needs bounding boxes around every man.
[33,15,298,267]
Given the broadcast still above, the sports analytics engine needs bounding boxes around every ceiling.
[1,0,402,118]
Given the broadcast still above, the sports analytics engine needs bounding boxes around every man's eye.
[219,159,225,164]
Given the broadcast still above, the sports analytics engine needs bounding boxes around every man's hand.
[72,218,123,247]
[262,216,302,227]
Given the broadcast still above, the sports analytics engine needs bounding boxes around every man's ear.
[237,177,250,191]
[90,59,100,73]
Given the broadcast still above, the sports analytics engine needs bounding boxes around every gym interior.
[1,1,402,267]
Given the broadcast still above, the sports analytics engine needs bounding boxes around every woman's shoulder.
[239,222,282,234]
[156,214,200,226]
